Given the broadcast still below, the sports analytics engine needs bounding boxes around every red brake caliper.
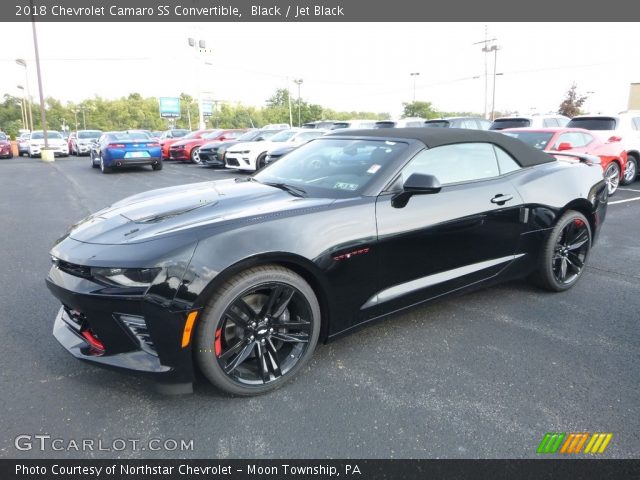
[214,328,222,357]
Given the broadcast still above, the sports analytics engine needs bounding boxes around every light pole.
[410,72,420,103]
[15,59,34,131]
[474,29,497,119]
[488,45,501,121]
[28,3,50,153]
[293,79,303,127]
[80,106,87,129]
[17,85,27,130]
[188,37,208,130]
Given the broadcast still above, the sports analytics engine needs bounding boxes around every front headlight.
[91,267,161,288]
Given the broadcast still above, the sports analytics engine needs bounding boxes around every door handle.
[491,194,513,205]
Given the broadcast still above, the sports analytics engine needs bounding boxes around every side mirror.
[392,173,441,208]
[608,135,622,143]
[557,142,573,151]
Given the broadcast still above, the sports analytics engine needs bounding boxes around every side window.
[581,133,595,146]
[401,143,500,185]
[494,146,520,174]
[554,132,588,149]
[632,117,640,130]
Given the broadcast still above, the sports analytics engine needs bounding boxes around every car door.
[372,142,525,314]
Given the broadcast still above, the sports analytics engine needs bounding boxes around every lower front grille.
[117,314,157,356]
[226,157,240,167]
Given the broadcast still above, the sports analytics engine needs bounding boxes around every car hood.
[229,141,277,153]
[68,178,334,245]
[32,138,65,146]
[171,138,200,148]
[0,140,10,146]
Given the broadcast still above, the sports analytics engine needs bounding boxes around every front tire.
[256,153,267,170]
[531,210,591,292]
[195,265,321,396]
[621,155,637,185]
[190,147,201,164]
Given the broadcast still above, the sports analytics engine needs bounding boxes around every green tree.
[558,84,587,118]
[402,101,439,119]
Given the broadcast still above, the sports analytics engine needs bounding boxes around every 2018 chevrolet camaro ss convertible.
[46,129,608,396]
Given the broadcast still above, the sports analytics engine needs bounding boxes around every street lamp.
[293,79,303,127]
[410,72,420,103]
[17,85,27,130]
[15,58,34,131]
[188,37,209,130]
[80,106,87,129]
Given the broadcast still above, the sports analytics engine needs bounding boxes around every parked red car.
[169,129,247,164]
[503,127,628,195]
[160,129,209,160]
[0,132,13,159]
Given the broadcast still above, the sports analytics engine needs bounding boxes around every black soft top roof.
[327,127,554,167]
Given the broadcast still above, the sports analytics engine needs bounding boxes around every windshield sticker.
[367,164,381,174]
[334,182,359,191]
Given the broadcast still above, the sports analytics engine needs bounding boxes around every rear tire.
[195,265,321,396]
[603,161,620,195]
[530,210,591,292]
[100,155,111,174]
[256,153,267,170]
[621,155,637,185]
[152,160,163,171]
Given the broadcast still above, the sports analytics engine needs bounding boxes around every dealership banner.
[3,0,638,21]
[3,459,640,479]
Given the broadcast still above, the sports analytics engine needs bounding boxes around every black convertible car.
[46,128,607,395]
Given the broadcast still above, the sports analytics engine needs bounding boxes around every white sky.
[1,22,638,118]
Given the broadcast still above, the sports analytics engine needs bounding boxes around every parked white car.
[566,112,640,185]
[225,129,327,171]
[28,131,69,158]
[490,114,570,130]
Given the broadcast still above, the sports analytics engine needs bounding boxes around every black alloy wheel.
[256,153,267,170]
[532,210,591,291]
[195,265,320,395]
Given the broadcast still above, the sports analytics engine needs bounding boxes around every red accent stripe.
[81,330,105,351]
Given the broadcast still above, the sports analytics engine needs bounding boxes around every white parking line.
[609,196,640,205]
[618,188,640,193]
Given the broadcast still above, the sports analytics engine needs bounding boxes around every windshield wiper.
[262,181,308,198]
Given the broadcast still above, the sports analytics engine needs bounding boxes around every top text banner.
[4,0,639,21]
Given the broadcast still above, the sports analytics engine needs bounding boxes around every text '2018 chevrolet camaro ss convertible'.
[46,129,607,395]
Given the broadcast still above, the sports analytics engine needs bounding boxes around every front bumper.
[30,146,69,156]
[46,266,197,385]
[200,150,223,166]
[225,154,256,171]
[169,149,189,161]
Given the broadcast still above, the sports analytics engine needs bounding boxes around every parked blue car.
[90,132,163,173]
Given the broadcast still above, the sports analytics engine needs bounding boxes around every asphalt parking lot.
[0,155,638,459]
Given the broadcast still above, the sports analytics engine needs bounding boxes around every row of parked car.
[6,111,639,192]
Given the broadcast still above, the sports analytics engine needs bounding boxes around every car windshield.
[566,117,617,130]
[254,138,408,198]
[237,130,265,141]
[424,121,450,128]
[202,130,223,139]
[127,131,151,139]
[491,119,531,130]
[171,129,189,137]
[0,133,7,141]
[269,130,299,142]
[78,131,102,139]
[502,131,554,150]
[32,132,63,140]
[107,133,150,142]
